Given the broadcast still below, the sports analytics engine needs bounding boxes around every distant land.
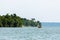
[0,13,41,27]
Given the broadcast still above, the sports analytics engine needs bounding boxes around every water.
[42,22,60,27]
[0,22,60,40]
[0,27,60,40]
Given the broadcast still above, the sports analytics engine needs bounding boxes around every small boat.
[38,26,41,28]
[37,24,41,28]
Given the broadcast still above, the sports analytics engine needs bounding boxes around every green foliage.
[0,13,41,27]
[0,14,22,27]
[21,18,41,27]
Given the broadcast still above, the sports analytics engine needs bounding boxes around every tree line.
[0,14,41,27]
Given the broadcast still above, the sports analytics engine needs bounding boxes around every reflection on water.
[0,27,60,40]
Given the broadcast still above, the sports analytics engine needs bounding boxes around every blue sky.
[0,0,60,22]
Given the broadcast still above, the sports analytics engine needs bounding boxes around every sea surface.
[0,22,60,40]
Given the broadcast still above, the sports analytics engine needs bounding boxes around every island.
[0,13,41,28]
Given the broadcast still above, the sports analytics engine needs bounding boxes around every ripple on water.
[0,27,60,40]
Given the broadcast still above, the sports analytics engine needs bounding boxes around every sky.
[0,0,60,22]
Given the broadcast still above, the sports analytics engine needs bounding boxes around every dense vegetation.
[0,14,41,27]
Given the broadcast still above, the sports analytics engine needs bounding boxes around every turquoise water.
[42,22,60,27]
[0,27,60,40]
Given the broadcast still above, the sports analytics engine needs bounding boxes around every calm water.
[0,23,60,40]
[0,27,60,40]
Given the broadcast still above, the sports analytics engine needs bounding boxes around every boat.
[37,25,41,28]
[37,24,41,28]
